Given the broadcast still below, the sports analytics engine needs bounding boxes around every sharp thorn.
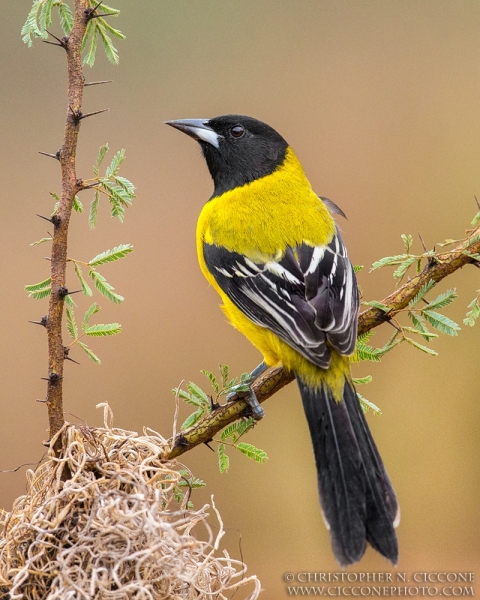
[79,108,110,120]
[84,80,113,86]
[64,346,80,365]
[29,315,48,327]
[58,287,81,298]
[475,195,480,211]
[36,214,53,223]
[89,12,116,19]
[418,232,428,253]
[65,356,81,365]
[92,0,105,10]
[385,319,401,332]
[45,29,64,44]
[36,399,48,403]
[42,40,64,47]
[78,183,100,191]
[38,151,60,161]
[203,440,216,452]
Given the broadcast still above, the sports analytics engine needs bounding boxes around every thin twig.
[166,223,480,459]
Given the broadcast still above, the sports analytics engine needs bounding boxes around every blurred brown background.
[1,1,479,596]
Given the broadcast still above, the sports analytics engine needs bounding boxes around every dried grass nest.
[0,405,261,599]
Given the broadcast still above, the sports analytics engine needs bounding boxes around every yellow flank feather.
[197,146,349,396]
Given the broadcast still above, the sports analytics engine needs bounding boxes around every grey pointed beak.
[165,118,221,149]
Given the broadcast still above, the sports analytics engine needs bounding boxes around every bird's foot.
[225,361,268,421]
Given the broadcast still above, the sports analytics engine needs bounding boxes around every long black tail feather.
[297,376,399,567]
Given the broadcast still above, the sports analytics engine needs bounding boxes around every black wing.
[203,227,359,369]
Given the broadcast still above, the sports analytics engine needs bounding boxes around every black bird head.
[165,114,288,197]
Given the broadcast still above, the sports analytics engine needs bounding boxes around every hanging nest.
[0,405,261,599]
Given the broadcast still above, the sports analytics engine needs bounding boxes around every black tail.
[297,376,399,567]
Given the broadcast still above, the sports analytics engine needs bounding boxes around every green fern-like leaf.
[73,262,93,296]
[94,144,109,175]
[172,387,203,408]
[363,300,391,313]
[113,175,135,197]
[83,20,97,67]
[180,409,204,430]
[421,309,460,336]
[24,277,52,293]
[84,323,121,337]
[89,190,100,229]
[404,336,438,356]
[105,149,125,177]
[424,289,457,310]
[356,341,381,362]
[220,423,240,441]
[352,375,372,385]
[177,471,206,489]
[401,234,413,253]
[407,312,436,341]
[376,332,403,357]
[77,341,101,364]
[464,292,480,327]
[65,306,78,340]
[88,269,124,304]
[218,443,230,473]
[38,0,55,32]
[82,303,101,328]
[356,330,375,345]
[89,244,134,266]
[220,364,229,389]
[72,196,84,213]
[186,382,210,407]
[30,237,52,247]
[97,24,120,64]
[235,443,268,463]
[402,324,438,339]
[101,182,125,222]
[22,1,45,46]
[98,18,126,41]
[200,369,219,393]
[393,256,417,279]
[408,280,436,307]
[58,2,73,35]
[25,277,52,299]
[370,254,408,271]
[356,391,382,415]
[236,418,255,437]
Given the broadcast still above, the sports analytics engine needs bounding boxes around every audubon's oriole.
[166,114,399,567]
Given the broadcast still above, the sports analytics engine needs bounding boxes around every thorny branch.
[45,0,93,450]
[165,223,480,459]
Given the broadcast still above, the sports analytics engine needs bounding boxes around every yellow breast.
[195,145,342,387]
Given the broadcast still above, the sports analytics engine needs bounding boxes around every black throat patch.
[199,115,289,198]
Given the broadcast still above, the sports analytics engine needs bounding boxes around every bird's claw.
[225,361,268,420]
[226,385,264,421]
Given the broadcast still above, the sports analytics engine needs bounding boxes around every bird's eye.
[230,125,245,138]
